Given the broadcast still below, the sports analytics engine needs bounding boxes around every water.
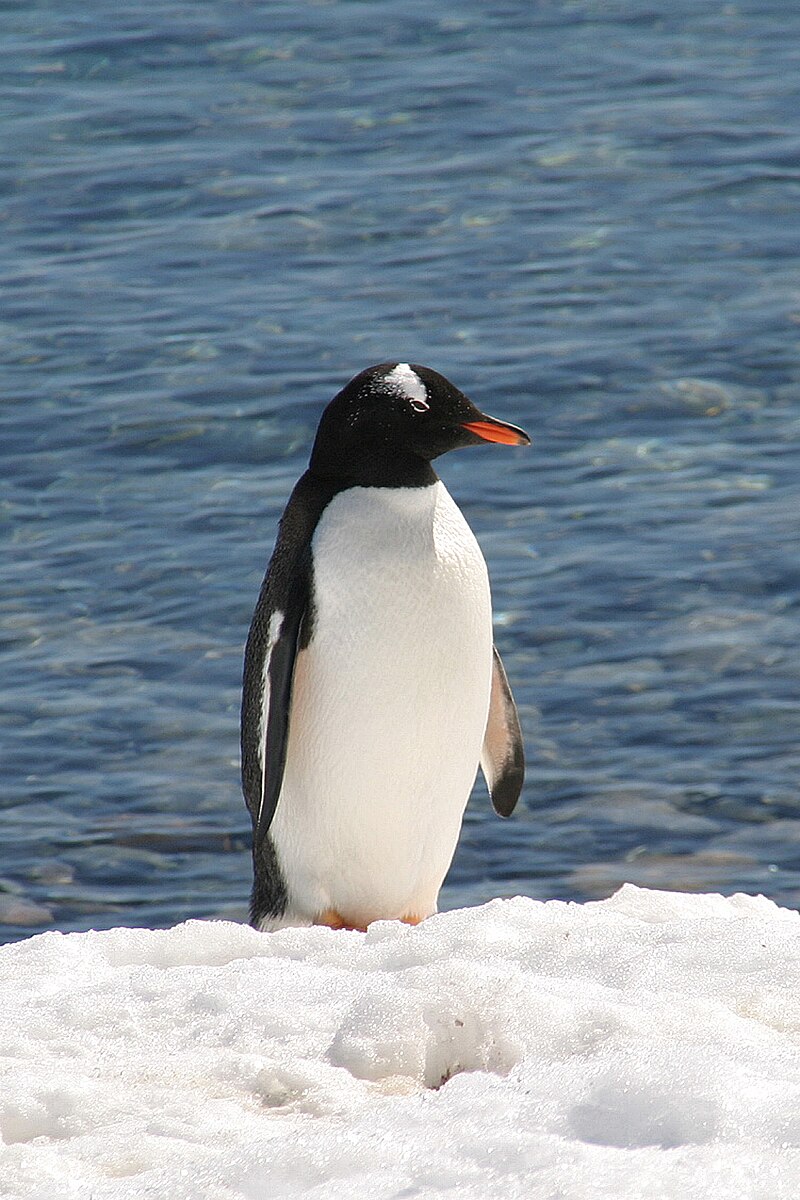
[1,0,799,942]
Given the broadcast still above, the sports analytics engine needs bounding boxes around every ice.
[1,886,799,1198]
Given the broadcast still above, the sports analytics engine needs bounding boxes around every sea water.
[1,0,799,940]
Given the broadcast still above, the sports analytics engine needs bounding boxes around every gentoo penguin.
[241,362,529,932]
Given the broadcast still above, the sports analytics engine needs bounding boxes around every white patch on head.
[256,609,285,823]
[383,363,429,411]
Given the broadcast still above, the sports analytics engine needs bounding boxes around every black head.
[308,362,530,488]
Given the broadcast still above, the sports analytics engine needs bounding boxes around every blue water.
[2,0,799,941]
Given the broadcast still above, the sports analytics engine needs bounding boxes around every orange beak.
[461,417,530,446]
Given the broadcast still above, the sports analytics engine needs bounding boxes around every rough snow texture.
[1,887,799,1199]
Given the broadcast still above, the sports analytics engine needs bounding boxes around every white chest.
[270,481,494,926]
[313,481,490,666]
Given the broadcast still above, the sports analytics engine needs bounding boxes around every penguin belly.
[267,481,493,930]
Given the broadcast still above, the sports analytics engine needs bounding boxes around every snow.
[1,886,799,1199]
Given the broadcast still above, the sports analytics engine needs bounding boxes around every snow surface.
[1,886,799,1199]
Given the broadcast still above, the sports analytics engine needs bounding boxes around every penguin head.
[309,362,530,487]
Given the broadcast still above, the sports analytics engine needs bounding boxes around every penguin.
[241,362,529,932]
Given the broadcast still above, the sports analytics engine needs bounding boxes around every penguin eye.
[409,398,429,413]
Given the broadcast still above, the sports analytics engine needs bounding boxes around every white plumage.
[264,481,493,930]
[256,609,284,830]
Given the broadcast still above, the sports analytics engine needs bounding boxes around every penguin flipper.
[241,560,308,852]
[480,645,525,817]
[241,472,334,851]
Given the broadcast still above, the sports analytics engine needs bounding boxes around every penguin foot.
[314,908,426,931]
[315,908,367,933]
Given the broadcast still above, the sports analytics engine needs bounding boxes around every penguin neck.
[307,446,439,490]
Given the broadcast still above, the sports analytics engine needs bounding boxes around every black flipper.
[241,472,337,855]
[480,645,525,817]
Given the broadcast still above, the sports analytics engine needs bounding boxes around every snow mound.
[1,886,799,1198]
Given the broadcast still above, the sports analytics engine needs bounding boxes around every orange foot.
[315,909,426,931]
[315,908,367,933]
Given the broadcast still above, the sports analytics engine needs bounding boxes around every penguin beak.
[460,415,531,446]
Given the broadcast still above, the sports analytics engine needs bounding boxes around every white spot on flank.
[384,362,429,409]
[257,609,284,825]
